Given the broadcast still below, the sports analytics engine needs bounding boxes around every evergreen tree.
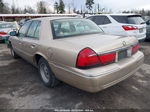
[85,0,94,13]
[58,0,65,14]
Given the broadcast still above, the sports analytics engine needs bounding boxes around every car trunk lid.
[60,33,137,54]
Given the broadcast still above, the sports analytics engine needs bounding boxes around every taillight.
[122,25,137,31]
[0,32,7,35]
[132,43,139,54]
[76,48,116,69]
[76,48,100,68]
[98,52,116,63]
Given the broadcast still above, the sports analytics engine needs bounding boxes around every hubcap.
[40,63,50,83]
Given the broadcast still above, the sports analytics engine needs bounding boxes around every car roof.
[31,17,80,21]
[88,13,141,17]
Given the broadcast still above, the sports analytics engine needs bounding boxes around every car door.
[11,21,31,56]
[146,20,150,38]
[21,20,41,63]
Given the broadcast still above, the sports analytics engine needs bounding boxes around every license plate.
[118,50,128,61]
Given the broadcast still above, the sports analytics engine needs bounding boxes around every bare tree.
[97,3,100,13]
[37,1,47,14]
[23,6,35,14]
[80,5,83,14]
[11,4,22,14]
[54,1,59,14]
[122,9,150,16]
[67,3,71,14]
[0,0,10,14]
[71,0,76,13]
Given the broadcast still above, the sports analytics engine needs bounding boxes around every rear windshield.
[111,15,145,25]
[51,18,103,39]
[0,23,16,29]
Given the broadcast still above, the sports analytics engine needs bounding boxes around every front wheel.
[38,57,60,87]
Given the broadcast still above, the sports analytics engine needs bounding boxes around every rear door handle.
[102,26,107,28]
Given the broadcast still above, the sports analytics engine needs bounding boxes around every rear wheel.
[38,57,60,87]
[10,46,19,59]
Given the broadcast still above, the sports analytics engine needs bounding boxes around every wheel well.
[35,54,42,65]
[7,41,12,48]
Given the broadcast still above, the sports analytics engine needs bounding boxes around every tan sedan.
[8,17,144,92]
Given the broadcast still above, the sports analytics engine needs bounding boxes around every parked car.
[0,21,19,42]
[8,17,144,92]
[86,14,146,41]
[146,19,150,40]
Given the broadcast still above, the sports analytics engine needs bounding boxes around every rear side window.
[103,17,111,24]
[18,21,31,37]
[111,15,145,25]
[86,16,94,21]
[94,16,105,25]
[111,16,128,24]
[26,20,41,38]
[91,16,111,25]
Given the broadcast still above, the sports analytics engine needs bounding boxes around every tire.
[10,46,19,59]
[38,57,60,87]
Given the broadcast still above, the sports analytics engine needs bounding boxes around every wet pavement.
[0,42,150,111]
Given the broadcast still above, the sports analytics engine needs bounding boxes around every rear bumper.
[136,34,146,41]
[51,51,144,93]
[0,35,9,40]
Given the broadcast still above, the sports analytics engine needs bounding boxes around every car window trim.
[50,19,103,39]
[25,20,41,39]
[24,21,33,37]
[103,16,111,25]
[87,16,94,21]
[18,21,32,37]
[33,21,41,39]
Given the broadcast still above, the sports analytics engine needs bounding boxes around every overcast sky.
[4,0,150,12]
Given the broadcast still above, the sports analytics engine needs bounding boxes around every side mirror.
[146,21,150,25]
[10,31,17,36]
